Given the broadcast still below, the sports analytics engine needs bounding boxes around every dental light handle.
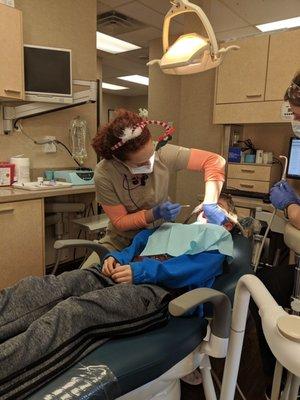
[163,0,219,56]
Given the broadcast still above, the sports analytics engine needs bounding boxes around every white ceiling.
[98,0,300,96]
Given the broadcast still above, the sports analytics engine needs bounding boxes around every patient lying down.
[0,194,238,399]
[102,193,237,286]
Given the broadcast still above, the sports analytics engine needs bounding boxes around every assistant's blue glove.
[202,203,228,225]
[269,180,300,210]
[153,201,181,221]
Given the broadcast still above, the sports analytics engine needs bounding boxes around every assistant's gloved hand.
[202,203,229,225]
[153,201,181,221]
[269,180,300,210]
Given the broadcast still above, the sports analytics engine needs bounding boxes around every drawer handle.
[246,94,262,98]
[240,184,254,189]
[0,207,14,214]
[241,169,255,173]
[4,89,21,94]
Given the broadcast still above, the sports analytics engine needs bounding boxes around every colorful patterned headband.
[111,119,175,151]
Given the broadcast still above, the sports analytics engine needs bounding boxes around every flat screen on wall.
[24,45,72,103]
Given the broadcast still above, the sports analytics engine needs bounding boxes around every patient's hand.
[111,265,133,284]
[102,256,118,277]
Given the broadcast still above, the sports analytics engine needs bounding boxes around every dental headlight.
[147,0,239,75]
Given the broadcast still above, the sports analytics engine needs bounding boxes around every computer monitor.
[24,45,72,104]
[287,137,300,179]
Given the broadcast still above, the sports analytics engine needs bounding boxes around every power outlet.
[43,136,57,153]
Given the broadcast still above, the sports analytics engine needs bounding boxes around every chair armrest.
[54,239,109,262]
[169,288,231,339]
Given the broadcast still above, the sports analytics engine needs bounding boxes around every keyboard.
[224,188,271,203]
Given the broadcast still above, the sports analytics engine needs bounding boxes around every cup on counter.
[262,152,273,164]
[244,154,256,163]
[262,153,269,164]
[267,152,273,164]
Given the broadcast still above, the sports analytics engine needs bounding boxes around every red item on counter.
[0,162,15,186]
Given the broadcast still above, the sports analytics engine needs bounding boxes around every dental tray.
[13,181,73,191]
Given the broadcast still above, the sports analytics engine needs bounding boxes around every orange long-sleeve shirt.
[98,146,225,233]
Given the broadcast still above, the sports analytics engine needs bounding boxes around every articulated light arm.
[163,0,218,56]
[147,0,239,75]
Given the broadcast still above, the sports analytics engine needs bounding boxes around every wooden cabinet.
[216,35,269,104]
[0,199,44,289]
[0,3,24,100]
[265,29,300,101]
[214,28,300,124]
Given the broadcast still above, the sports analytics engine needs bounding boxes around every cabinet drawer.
[0,199,44,289]
[227,164,271,181]
[227,178,270,194]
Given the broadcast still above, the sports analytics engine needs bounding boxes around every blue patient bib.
[140,222,233,260]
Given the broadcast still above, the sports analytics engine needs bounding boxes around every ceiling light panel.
[102,82,129,90]
[117,75,149,86]
[256,16,300,32]
[96,32,140,54]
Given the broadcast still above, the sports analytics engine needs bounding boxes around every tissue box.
[228,147,241,163]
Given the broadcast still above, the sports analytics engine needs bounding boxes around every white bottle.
[255,150,263,164]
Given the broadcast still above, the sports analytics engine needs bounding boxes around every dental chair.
[28,233,253,400]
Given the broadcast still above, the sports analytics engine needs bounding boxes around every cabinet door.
[265,29,300,101]
[0,4,24,100]
[0,199,44,289]
[216,35,269,104]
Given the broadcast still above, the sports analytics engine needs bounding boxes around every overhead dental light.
[147,0,239,75]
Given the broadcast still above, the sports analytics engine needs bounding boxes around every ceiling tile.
[101,51,148,76]
[116,1,183,34]
[101,0,134,8]
[117,26,161,47]
[138,0,174,15]
[97,1,111,15]
[210,0,249,32]
[216,25,260,41]
[220,0,300,25]
[116,1,165,29]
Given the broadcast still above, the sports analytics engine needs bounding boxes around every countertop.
[231,195,274,211]
[0,185,96,203]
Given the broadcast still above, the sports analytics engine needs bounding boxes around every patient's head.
[217,193,237,231]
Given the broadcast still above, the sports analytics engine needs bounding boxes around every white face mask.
[127,154,155,175]
[291,119,300,138]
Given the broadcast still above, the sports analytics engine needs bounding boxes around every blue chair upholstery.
[28,233,253,400]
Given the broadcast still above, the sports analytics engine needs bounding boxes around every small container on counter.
[0,162,15,186]
[255,150,264,164]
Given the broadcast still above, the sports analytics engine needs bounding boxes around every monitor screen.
[287,137,300,179]
[24,45,72,97]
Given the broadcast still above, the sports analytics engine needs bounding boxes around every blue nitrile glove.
[202,203,228,225]
[269,180,300,210]
[153,201,182,221]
